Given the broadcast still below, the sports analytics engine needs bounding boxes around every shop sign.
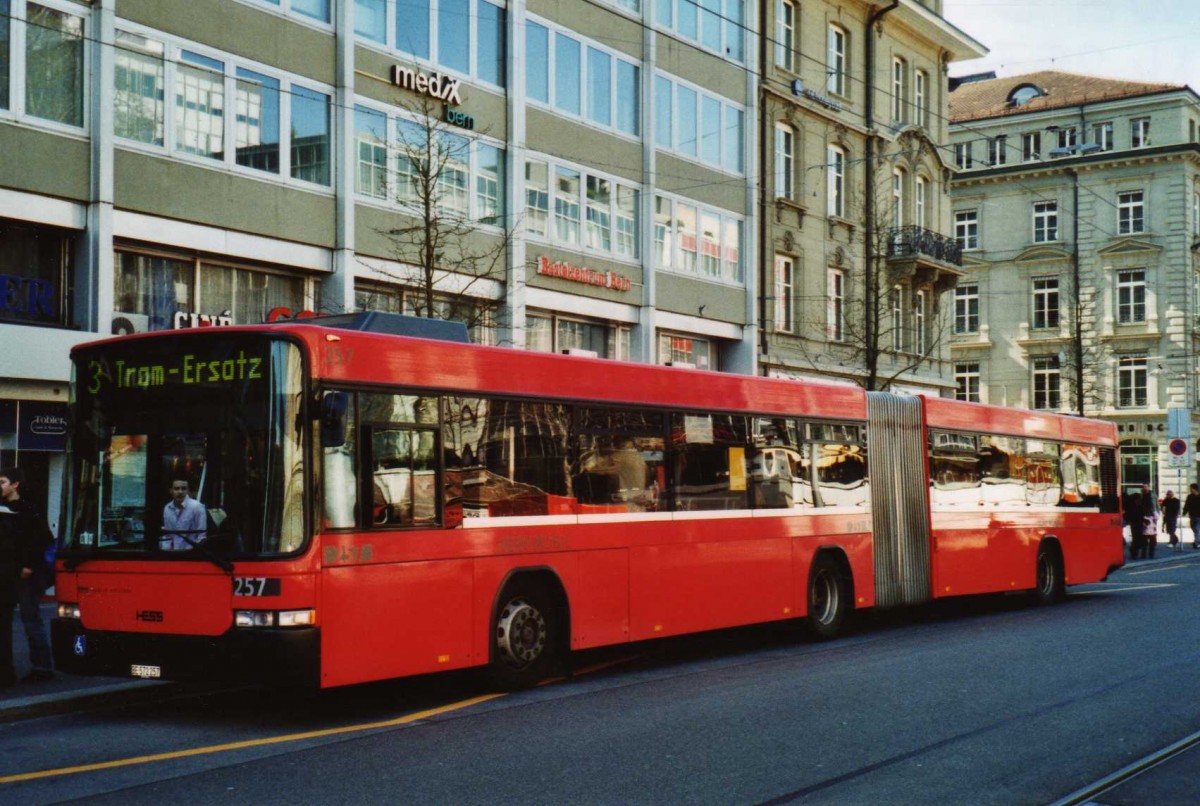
[790,79,843,112]
[173,310,234,329]
[444,106,475,130]
[537,256,631,293]
[391,65,464,105]
[2,400,69,452]
[0,274,55,323]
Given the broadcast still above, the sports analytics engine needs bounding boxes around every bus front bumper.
[51,618,320,688]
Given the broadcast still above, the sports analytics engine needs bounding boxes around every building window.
[1118,355,1148,408]
[525,158,636,258]
[655,74,744,173]
[655,0,745,63]
[1093,121,1113,151]
[777,0,795,72]
[527,20,640,135]
[914,176,927,228]
[114,31,165,145]
[914,291,926,354]
[658,333,713,369]
[954,283,978,335]
[525,161,549,236]
[827,144,845,217]
[1117,269,1147,324]
[1032,356,1061,410]
[988,135,1007,166]
[955,210,979,250]
[892,168,905,226]
[554,166,582,245]
[890,285,904,352]
[954,142,972,170]
[528,311,631,359]
[1118,190,1145,234]
[1031,277,1059,330]
[355,0,506,87]
[1194,189,1200,236]
[1022,132,1041,161]
[891,56,907,123]
[0,219,69,327]
[1131,117,1151,148]
[775,255,795,333]
[914,69,928,127]
[774,123,794,199]
[354,106,388,199]
[955,362,981,402]
[19,2,85,127]
[827,269,845,341]
[654,193,742,282]
[1033,200,1058,243]
[1053,127,1077,157]
[827,24,847,96]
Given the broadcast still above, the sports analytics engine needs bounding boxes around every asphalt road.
[4,554,1200,804]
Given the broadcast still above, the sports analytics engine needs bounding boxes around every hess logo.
[135,610,164,623]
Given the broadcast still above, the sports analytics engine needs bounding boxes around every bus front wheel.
[804,553,849,640]
[491,583,557,689]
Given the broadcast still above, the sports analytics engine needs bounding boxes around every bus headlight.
[234,609,316,628]
[58,603,81,620]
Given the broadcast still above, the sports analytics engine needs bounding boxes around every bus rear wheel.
[1034,543,1066,605]
[491,583,557,690]
[804,553,849,640]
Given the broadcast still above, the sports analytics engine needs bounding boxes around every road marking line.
[0,692,504,784]
[1128,565,1189,575]
[1077,582,1177,594]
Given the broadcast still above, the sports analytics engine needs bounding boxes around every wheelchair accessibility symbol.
[73,635,86,656]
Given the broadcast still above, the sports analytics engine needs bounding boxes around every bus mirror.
[320,392,349,447]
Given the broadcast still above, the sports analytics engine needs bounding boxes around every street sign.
[1168,437,1191,468]
[1169,407,1192,440]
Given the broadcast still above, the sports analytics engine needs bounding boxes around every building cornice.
[950,143,1200,186]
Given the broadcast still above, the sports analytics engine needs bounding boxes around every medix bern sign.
[537,256,631,292]
[390,65,463,105]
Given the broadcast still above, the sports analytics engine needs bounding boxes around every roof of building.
[949,70,1187,123]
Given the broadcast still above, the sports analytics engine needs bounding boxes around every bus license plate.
[131,664,161,679]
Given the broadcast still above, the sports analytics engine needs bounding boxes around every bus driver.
[162,479,206,551]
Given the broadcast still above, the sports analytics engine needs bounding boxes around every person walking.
[0,468,54,682]
[1184,484,1200,549]
[1141,484,1160,559]
[1162,490,1182,551]
[1125,492,1145,562]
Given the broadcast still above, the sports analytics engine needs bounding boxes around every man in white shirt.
[162,479,206,551]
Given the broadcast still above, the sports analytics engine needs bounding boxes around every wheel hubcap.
[496,598,546,669]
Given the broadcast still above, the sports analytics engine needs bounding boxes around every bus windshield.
[66,334,307,559]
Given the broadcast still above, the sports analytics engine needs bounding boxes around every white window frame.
[1118,190,1145,234]
[914,175,927,229]
[827,24,847,97]
[777,0,795,72]
[954,283,978,335]
[913,290,927,354]
[891,56,907,123]
[827,269,845,341]
[827,144,846,218]
[656,72,745,175]
[1022,132,1041,161]
[1131,117,1151,148]
[774,123,794,199]
[955,362,981,402]
[775,254,795,333]
[3,0,91,134]
[892,168,905,226]
[655,0,746,64]
[525,154,641,261]
[654,192,744,284]
[1033,200,1058,243]
[1032,276,1059,330]
[890,285,904,352]
[955,210,979,250]
[1032,356,1061,410]
[1117,354,1148,408]
[1093,121,1113,151]
[1053,127,1077,157]
[1117,269,1147,324]
[914,69,928,127]
[954,142,972,170]
[988,135,1007,166]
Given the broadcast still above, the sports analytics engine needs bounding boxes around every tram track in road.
[1048,729,1200,806]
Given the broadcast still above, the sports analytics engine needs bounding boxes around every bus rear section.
[52,332,321,686]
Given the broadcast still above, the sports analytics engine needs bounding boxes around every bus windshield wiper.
[165,530,234,574]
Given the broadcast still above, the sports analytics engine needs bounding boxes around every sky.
[942,0,1200,90]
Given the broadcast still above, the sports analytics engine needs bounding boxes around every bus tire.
[491,581,557,690]
[1034,542,1066,605]
[803,552,849,640]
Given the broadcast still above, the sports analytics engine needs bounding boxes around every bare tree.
[364,95,517,341]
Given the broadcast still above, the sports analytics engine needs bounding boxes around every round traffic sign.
[1169,438,1188,456]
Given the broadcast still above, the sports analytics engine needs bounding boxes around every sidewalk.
[0,602,169,723]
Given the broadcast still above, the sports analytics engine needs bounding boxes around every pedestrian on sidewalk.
[1125,492,1145,561]
[1162,490,1182,551]
[0,468,54,683]
[1142,484,1159,559]
[1185,484,1200,549]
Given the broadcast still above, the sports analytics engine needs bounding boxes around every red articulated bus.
[52,313,1125,689]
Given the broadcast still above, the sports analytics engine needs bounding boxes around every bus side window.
[320,390,357,529]
[671,413,750,511]
[752,417,804,510]
[369,428,438,527]
[929,431,980,508]
[574,407,666,513]
[979,436,1025,506]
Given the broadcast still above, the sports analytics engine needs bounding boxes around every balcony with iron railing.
[885,225,965,292]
